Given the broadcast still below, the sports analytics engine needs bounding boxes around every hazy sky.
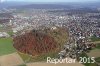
[1,0,100,2]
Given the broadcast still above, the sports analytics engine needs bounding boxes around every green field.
[0,38,16,56]
[18,64,26,66]
[91,36,100,42]
[95,57,100,63]
[96,43,100,49]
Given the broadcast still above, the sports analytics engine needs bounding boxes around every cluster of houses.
[58,13,99,59]
[0,32,10,38]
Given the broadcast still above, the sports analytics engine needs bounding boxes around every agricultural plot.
[0,38,16,56]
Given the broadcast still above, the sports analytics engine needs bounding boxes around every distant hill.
[1,1,100,9]
[0,1,32,9]
[13,4,73,9]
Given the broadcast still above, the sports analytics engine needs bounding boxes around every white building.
[51,26,57,30]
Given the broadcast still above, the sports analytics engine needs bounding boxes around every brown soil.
[0,52,24,66]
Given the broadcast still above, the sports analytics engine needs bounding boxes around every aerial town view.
[0,0,100,66]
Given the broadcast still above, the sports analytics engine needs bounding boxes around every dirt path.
[0,52,24,66]
[26,57,84,66]
[26,62,84,66]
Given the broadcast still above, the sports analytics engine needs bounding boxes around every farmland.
[0,38,16,56]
